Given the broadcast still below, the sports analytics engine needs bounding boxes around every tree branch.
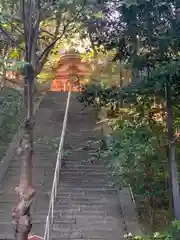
[165,132,180,146]
[41,29,55,37]
[35,4,85,75]
[0,25,16,46]
[0,12,21,23]
[174,104,180,112]
[7,21,24,35]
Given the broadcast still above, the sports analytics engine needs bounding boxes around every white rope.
[43,91,71,240]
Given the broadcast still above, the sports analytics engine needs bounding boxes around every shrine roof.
[53,53,91,77]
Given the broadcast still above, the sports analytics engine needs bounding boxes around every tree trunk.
[166,84,180,220]
[119,69,123,108]
[13,64,35,240]
[88,29,98,58]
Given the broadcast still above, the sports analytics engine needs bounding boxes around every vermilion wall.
[50,79,80,92]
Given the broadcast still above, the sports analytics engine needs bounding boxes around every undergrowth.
[0,88,24,160]
[0,87,41,161]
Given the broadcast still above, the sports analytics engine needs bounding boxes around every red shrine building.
[50,53,90,92]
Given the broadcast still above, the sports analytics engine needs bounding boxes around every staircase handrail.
[43,91,71,240]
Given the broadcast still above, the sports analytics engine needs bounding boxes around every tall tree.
[88,0,180,219]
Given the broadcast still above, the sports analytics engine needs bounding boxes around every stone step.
[8,161,56,169]
[53,224,125,232]
[61,167,107,172]
[4,174,54,183]
[55,202,118,209]
[0,223,15,236]
[55,194,117,202]
[1,218,123,232]
[61,166,107,172]
[34,190,116,200]
[35,210,112,219]
[62,166,107,171]
[30,225,125,240]
[0,183,53,191]
[59,178,111,184]
[8,165,55,170]
[59,170,107,175]
[60,170,109,175]
[62,161,105,166]
[59,179,112,185]
[0,232,14,240]
[36,191,116,199]
[0,214,121,225]
[50,237,125,240]
[34,215,121,222]
[0,218,47,225]
[11,163,56,167]
[62,157,102,162]
[0,199,18,204]
[0,202,19,210]
[58,183,113,188]
[57,184,113,189]
[36,209,120,218]
[55,193,116,201]
[50,238,125,240]
[0,234,125,240]
[56,187,116,194]
[64,140,94,145]
[42,193,117,201]
[49,229,124,239]
[36,203,118,213]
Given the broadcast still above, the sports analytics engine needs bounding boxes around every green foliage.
[78,80,172,230]
[102,104,167,195]
[0,88,24,159]
[0,87,42,161]
[125,220,180,239]
[0,0,97,77]
[78,82,168,194]
[6,60,29,72]
[77,83,122,108]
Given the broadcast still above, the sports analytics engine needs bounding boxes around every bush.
[124,220,180,239]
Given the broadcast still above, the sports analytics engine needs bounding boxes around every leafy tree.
[78,0,180,228]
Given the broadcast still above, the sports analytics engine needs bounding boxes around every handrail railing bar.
[54,172,57,198]
[43,91,71,240]
[51,195,54,222]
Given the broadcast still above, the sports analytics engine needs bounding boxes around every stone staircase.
[45,94,126,239]
[0,92,139,239]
